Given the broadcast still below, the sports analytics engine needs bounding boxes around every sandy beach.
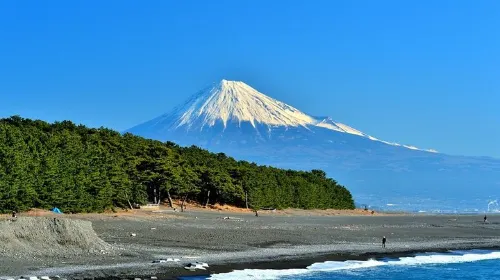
[1,207,499,279]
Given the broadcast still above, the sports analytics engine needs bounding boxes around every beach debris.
[28,277,39,280]
[153,257,180,263]
[195,261,209,268]
[184,262,209,270]
[150,277,158,280]
[150,227,156,230]
[221,216,243,221]
[40,277,51,280]
[134,278,142,280]
[130,233,137,237]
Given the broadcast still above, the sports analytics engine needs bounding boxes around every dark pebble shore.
[2,209,500,279]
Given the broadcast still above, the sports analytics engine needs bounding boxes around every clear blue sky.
[0,1,498,157]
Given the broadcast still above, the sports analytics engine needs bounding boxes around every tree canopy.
[0,116,355,213]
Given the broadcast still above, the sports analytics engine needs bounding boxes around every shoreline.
[166,245,500,280]
[27,239,500,280]
[2,209,500,279]
[62,244,500,280]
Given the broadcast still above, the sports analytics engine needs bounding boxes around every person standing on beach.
[382,236,386,248]
[484,215,488,223]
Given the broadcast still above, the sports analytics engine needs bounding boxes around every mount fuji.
[127,80,500,213]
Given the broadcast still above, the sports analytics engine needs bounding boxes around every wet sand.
[1,209,499,279]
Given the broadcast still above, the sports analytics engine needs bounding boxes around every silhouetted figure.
[382,236,386,248]
[11,211,17,218]
[255,210,259,217]
[484,215,488,223]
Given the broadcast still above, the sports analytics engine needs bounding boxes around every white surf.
[208,250,500,280]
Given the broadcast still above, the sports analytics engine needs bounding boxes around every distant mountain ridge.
[127,80,499,213]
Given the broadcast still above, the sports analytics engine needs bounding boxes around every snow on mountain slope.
[314,117,367,137]
[172,79,316,129]
[127,79,436,153]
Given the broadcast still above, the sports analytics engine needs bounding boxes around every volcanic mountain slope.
[128,80,433,152]
[127,80,500,213]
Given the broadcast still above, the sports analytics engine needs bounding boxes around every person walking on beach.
[484,215,488,223]
[10,210,17,222]
[382,236,386,248]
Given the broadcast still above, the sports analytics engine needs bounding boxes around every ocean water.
[354,195,500,214]
[179,250,500,280]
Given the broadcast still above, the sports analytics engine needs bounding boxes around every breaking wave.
[208,250,500,280]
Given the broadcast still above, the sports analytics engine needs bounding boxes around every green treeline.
[0,116,355,213]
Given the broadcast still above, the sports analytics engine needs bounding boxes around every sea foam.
[208,250,500,280]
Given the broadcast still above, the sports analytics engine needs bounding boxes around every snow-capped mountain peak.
[127,79,437,153]
[173,79,316,129]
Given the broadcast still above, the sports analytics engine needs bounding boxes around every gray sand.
[1,210,499,278]
[0,217,113,258]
